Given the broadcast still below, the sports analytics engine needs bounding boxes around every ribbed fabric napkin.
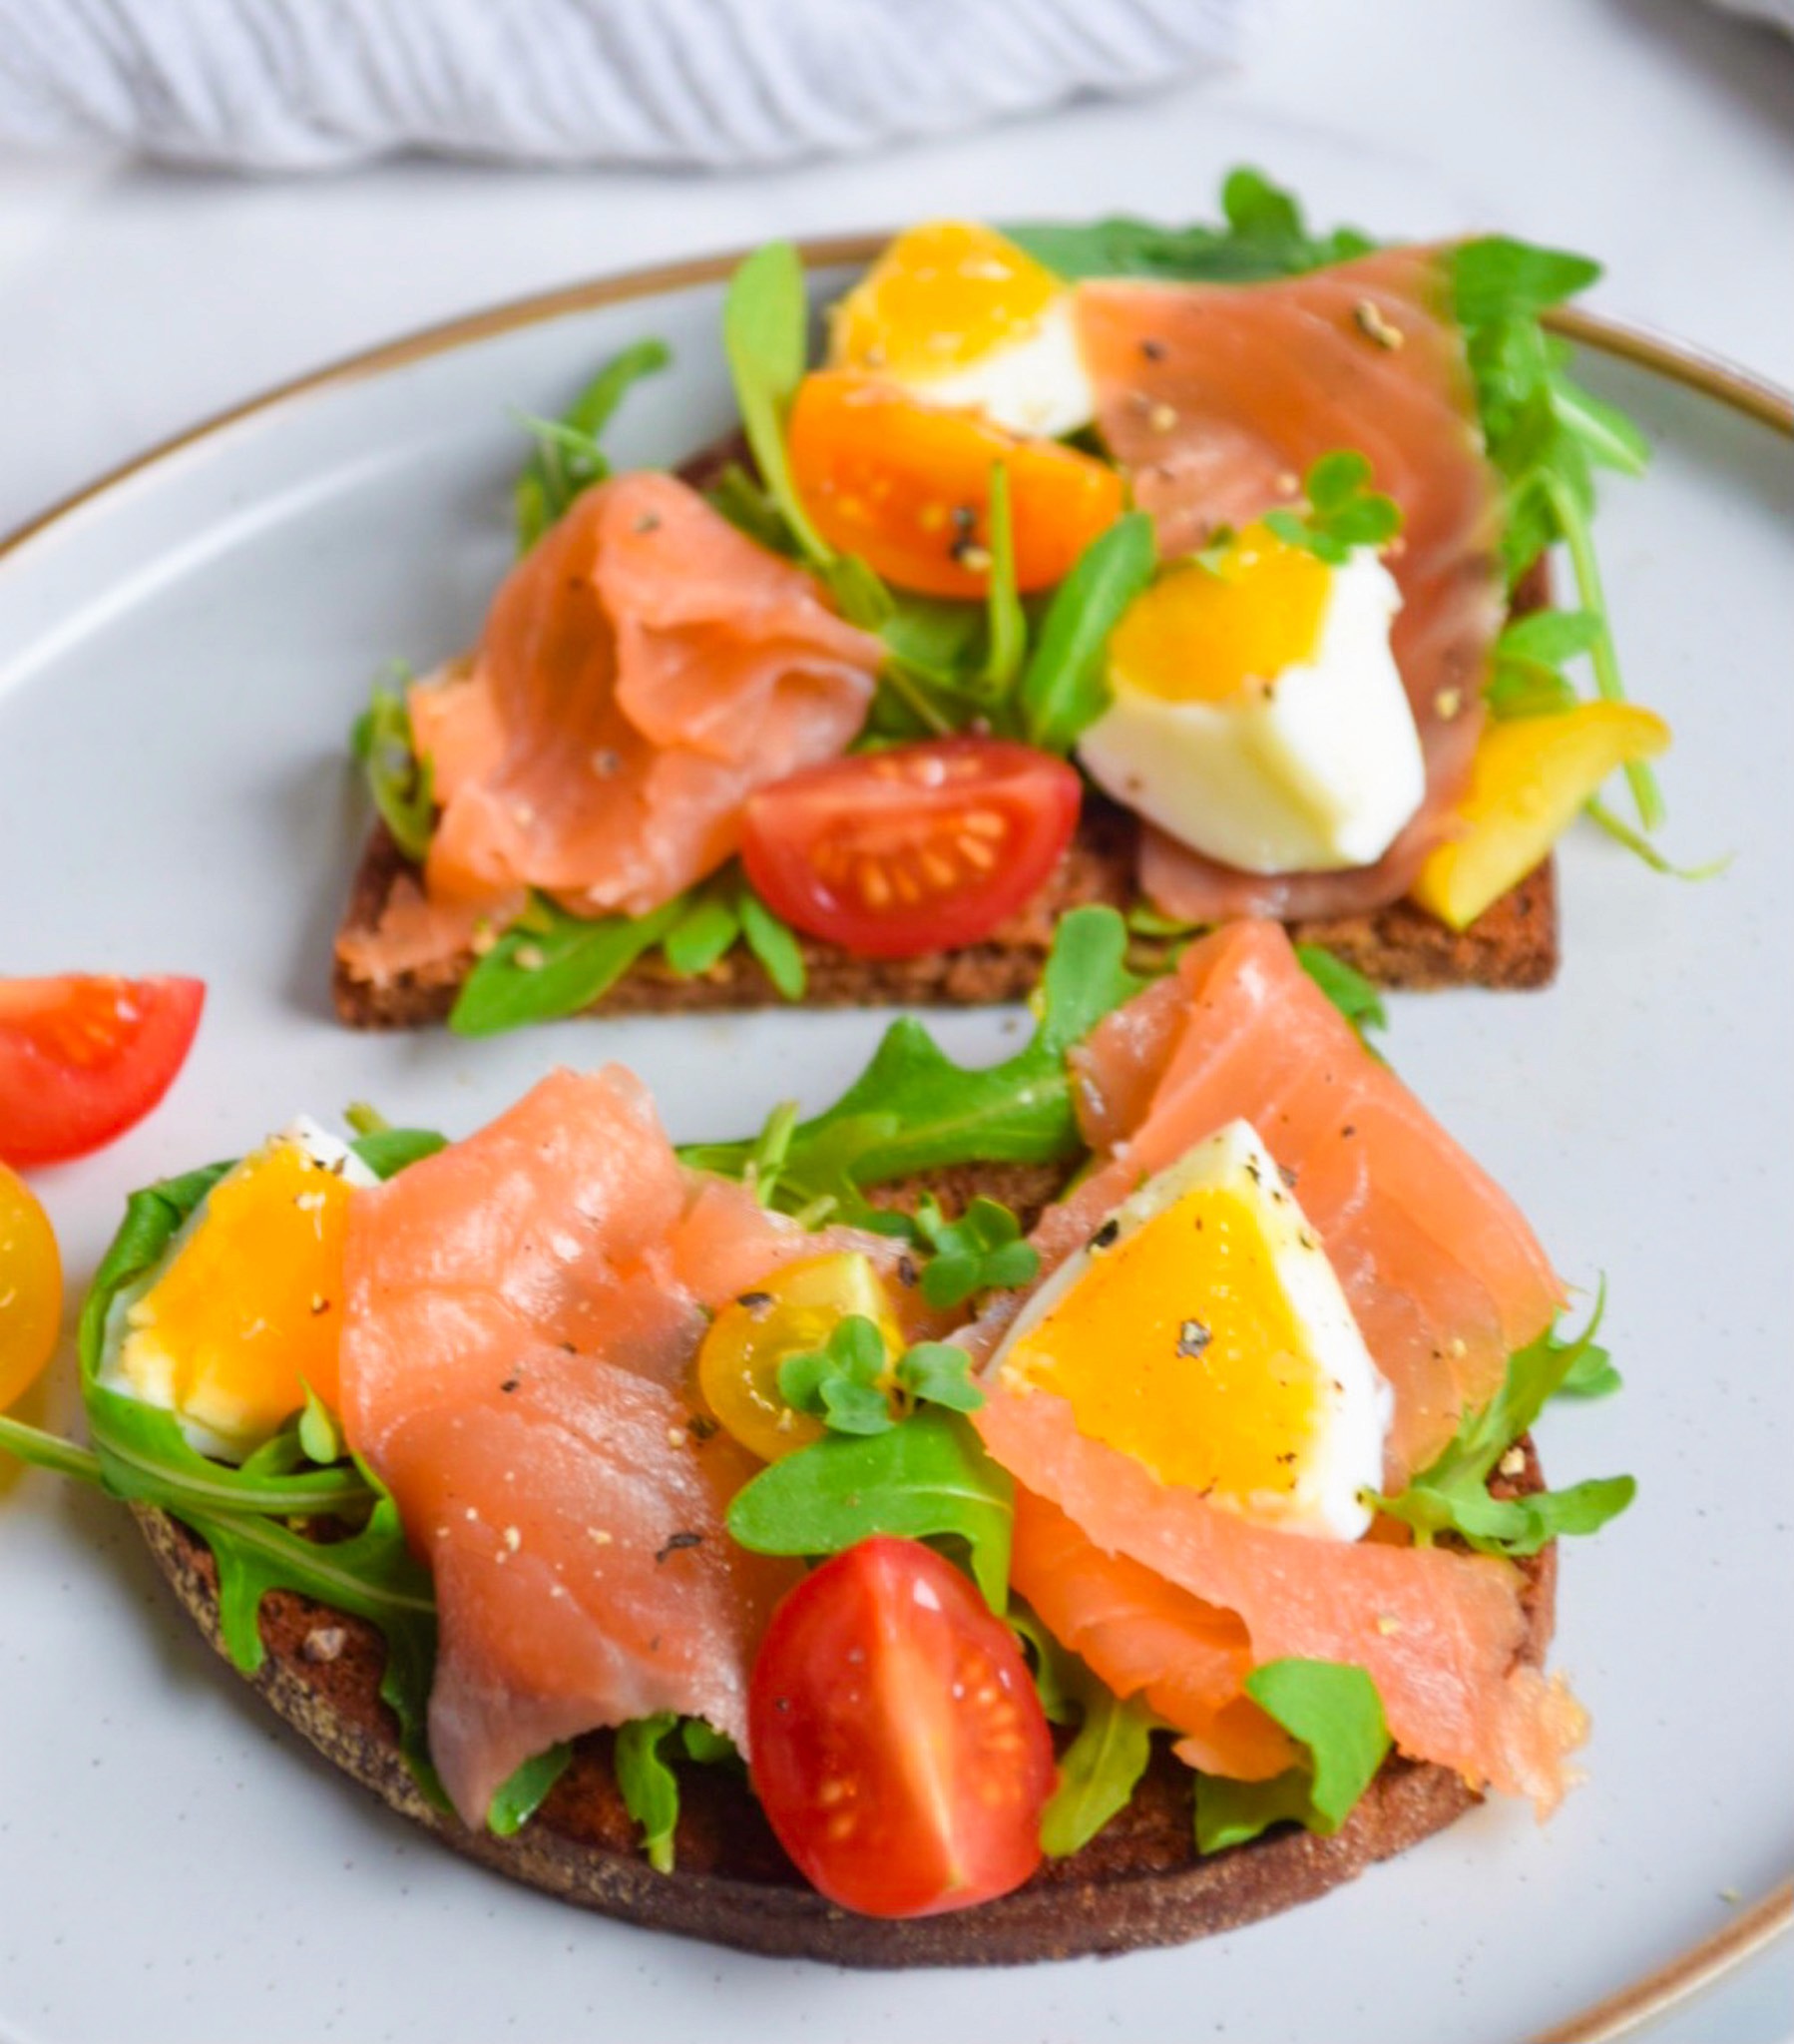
[0,0,1243,170]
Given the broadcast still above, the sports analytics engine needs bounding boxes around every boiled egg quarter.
[829,221,1096,440]
[100,1119,375,1461]
[992,1120,1391,1540]
[1077,524,1426,874]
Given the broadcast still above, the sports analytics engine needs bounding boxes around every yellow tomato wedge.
[696,1253,903,1464]
[1412,703,1672,932]
[0,1164,62,1408]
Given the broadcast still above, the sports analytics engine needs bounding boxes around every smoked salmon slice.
[339,1066,868,1826]
[1057,920,1563,1478]
[405,470,882,930]
[1076,248,1505,922]
[970,919,1580,1809]
[982,1388,1585,1814]
[1012,1488,1295,1782]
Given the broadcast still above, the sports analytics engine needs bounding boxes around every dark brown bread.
[129,1420,1555,1966]
[331,807,1558,1030]
[332,444,1558,1028]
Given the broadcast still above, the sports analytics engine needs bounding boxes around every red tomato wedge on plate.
[746,1537,1055,1918]
[740,738,1081,959]
[0,975,205,1168]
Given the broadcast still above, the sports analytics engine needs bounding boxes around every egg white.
[1079,547,1426,874]
[994,1120,1392,1540]
[838,290,1097,441]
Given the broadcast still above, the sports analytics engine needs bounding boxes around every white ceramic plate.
[0,247,1788,2044]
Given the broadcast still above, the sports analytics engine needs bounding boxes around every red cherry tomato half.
[740,738,1081,960]
[0,975,206,1168]
[747,1536,1056,1918]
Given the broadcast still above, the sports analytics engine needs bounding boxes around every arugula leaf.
[349,673,434,864]
[347,1126,448,1179]
[487,1745,573,1837]
[726,1405,1015,1611]
[1009,169,1373,284]
[979,463,1027,697]
[513,337,671,551]
[1486,607,1604,720]
[909,1195,1042,1310]
[1042,1683,1158,1856]
[722,242,837,574]
[705,460,800,557]
[614,1713,682,1873]
[1017,512,1156,755]
[449,890,687,1037]
[680,905,1139,1220]
[1293,944,1388,1048]
[1195,1659,1391,1852]
[662,882,742,978]
[737,883,807,1000]
[1451,235,1659,830]
[1005,1601,1158,1853]
[1263,451,1403,566]
[1366,1293,1635,1556]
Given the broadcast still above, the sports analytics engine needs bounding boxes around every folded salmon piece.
[409,469,883,923]
[340,1065,896,1826]
[1077,247,1505,923]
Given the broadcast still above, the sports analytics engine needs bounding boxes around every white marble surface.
[0,0,1788,2037]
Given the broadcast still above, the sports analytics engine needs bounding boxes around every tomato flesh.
[0,976,206,1168]
[788,371,1125,598]
[697,1253,903,1464]
[0,1165,62,1408]
[748,1537,1055,1917]
[741,739,1081,959]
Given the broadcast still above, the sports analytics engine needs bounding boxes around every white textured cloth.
[0,0,1241,170]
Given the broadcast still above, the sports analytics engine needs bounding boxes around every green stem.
[1544,476,1664,831]
[874,658,957,738]
[0,1411,105,1487]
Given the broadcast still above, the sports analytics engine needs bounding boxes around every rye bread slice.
[123,1144,1557,1966]
[329,539,1560,1028]
[130,1451,1555,1967]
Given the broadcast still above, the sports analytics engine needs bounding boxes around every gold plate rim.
[1,232,1788,570]
[0,232,1788,2039]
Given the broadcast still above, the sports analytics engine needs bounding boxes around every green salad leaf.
[909,1195,1041,1310]
[737,884,807,999]
[612,1715,743,1871]
[777,1318,986,1436]
[680,904,1138,1222]
[1194,1659,1390,1853]
[349,671,435,864]
[722,242,838,576]
[1366,1294,1635,1556]
[1450,235,1659,829]
[1016,511,1156,755]
[513,337,672,551]
[1262,450,1403,566]
[1485,608,1604,721]
[727,1405,1015,1612]
[1292,943,1389,1048]
[1009,168,1373,284]
[1007,1603,1158,1854]
[487,1745,573,1838]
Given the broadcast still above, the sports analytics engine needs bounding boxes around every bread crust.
[331,807,1559,1030]
[129,1447,1556,1966]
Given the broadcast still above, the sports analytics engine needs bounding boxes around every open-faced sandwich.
[334,169,1674,1038]
[4,913,1633,1962]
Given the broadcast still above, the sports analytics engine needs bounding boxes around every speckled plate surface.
[0,246,1788,2044]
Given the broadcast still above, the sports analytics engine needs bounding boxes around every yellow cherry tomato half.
[697,1252,903,1464]
[0,1164,62,1408]
[787,370,1125,599]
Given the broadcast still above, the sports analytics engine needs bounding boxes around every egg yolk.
[120,1140,354,1448]
[1002,1183,1326,1505]
[787,370,1124,598]
[1110,525,1333,706]
[831,222,1064,380]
